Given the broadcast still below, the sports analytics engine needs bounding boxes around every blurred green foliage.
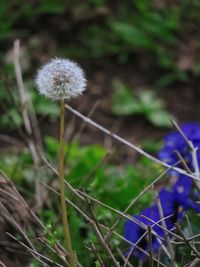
[2,135,198,266]
[45,136,159,212]
[41,137,163,265]
[0,134,162,266]
[112,80,173,127]
[1,0,200,84]
[0,67,60,130]
[0,0,67,40]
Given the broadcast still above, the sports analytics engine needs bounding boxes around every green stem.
[59,100,76,267]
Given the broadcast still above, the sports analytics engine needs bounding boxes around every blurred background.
[1,0,200,151]
[1,0,200,266]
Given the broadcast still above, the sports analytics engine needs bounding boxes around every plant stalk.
[59,100,76,267]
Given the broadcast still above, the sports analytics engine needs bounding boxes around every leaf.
[112,80,173,128]
[1,109,22,129]
[139,91,163,112]
[148,110,173,128]
[35,100,59,117]
[112,80,142,115]
[44,136,59,158]
[32,91,60,118]
[110,21,155,49]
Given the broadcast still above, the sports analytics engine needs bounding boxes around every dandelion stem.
[59,100,76,267]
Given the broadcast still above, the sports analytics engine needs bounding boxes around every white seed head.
[35,58,86,100]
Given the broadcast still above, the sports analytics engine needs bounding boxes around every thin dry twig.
[0,261,6,267]
[176,224,200,259]
[172,120,193,150]
[41,156,85,201]
[7,232,62,267]
[13,40,32,136]
[43,183,168,267]
[123,230,147,266]
[83,190,120,267]
[104,165,179,243]
[73,100,100,141]
[123,213,175,266]
[141,215,180,243]
[88,242,106,267]
[147,226,154,267]
[76,189,170,243]
[172,120,200,191]
[155,190,176,267]
[0,170,44,229]
[0,134,25,147]
[13,39,47,211]
[185,215,196,254]
[25,104,200,266]
[174,150,192,174]
[44,182,120,266]
[13,40,39,165]
[117,248,134,267]
[64,104,199,182]
[37,238,69,266]
[0,201,36,252]
[157,248,161,267]
[188,258,200,267]
[42,156,164,240]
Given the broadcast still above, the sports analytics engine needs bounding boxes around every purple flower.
[172,174,200,213]
[124,189,185,260]
[158,123,200,213]
[158,123,200,176]
[124,123,200,260]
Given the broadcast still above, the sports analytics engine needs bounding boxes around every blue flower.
[124,123,200,260]
[172,174,200,213]
[124,189,185,260]
[158,123,200,213]
[158,123,200,176]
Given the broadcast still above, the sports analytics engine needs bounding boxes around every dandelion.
[35,58,86,100]
[35,58,86,267]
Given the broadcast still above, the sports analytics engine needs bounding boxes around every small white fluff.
[35,58,86,100]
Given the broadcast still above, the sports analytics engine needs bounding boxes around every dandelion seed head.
[35,58,86,100]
